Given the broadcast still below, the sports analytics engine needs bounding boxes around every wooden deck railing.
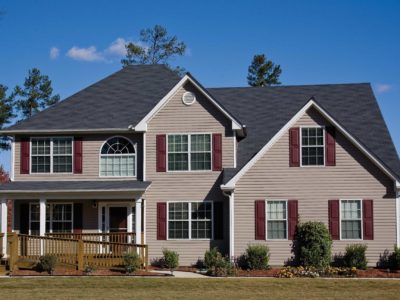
[6,233,148,272]
[45,232,137,244]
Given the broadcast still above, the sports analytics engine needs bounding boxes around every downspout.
[222,189,235,261]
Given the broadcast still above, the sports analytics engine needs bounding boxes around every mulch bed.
[356,269,400,278]
[236,268,281,277]
[11,267,170,277]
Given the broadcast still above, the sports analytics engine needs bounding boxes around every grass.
[0,277,399,299]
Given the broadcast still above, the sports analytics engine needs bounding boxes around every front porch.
[0,180,150,271]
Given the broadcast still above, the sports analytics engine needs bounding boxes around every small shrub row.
[276,266,357,278]
[378,246,400,270]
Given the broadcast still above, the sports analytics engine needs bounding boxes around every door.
[109,207,127,243]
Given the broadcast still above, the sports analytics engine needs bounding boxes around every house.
[0,64,399,267]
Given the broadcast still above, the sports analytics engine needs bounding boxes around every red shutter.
[328,200,340,240]
[363,199,374,240]
[289,128,300,167]
[325,126,336,166]
[255,200,265,240]
[20,137,30,174]
[156,135,166,172]
[157,202,167,240]
[212,133,222,171]
[288,200,298,240]
[74,137,83,174]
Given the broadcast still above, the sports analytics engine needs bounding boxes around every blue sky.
[0,0,399,171]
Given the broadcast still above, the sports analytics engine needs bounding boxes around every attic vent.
[182,91,196,106]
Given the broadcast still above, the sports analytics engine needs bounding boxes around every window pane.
[341,200,362,239]
[31,139,51,173]
[100,155,135,176]
[301,128,324,166]
[267,220,287,239]
[267,201,287,239]
[191,202,212,239]
[168,153,188,171]
[53,156,72,173]
[191,153,211,170]
[53,138,72,155]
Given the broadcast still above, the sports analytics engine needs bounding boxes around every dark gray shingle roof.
[0,180,151,192]
[209,84,400,182]
[6,65,180,131]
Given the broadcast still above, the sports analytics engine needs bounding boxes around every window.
[29,203,73,234]
[100,137,136,177]
[301,128,324,166]
[31,137,73,173]
[167,134,211,171]
[341,200,362,239]
[267,201,287,239]
[168,202,213,239]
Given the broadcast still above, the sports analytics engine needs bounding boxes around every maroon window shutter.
[212,133,222,171]
[20,137,30,174]
[363,199,374,240]
[74,137,83,174]
[73,203,83,234]
[255,200,265,240]
[328,200,340,240]
[157,202,167,240]
[289,128,300,167]
[287,200,298,240]
[156,135,166,172]
[325,126,336,166]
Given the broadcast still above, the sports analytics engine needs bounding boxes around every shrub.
[204,247,236,277]
[123,252,141,274]
[244,244,270,270]
[37,254,57,274]
[83,263,97,275]
[377,246,400,270]
[391,246,400,269]
[162,249,179,274]
[344,244,368,270]
[292,221,332,268]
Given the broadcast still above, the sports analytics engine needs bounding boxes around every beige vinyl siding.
[234,107,396,266]
[14,133,143,181]
[144,83,233,265]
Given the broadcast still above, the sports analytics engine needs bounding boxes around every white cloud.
[106,38,129,56]
[49,47,60,60]
[376,84,392,94]
[66,46,105,62]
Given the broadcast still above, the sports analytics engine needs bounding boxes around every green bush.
[244,244,270,270]
[344,244,368,270]
[38,254,57,274]
[204,247,236,277]
[162,249,179,274]
[123,252,141,274]
[292,221,332,268]
[391,246,400,269]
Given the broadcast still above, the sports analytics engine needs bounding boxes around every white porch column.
[135,198,142,245]
[127,203,133,244]
[39,198,46,255]
[229,192,235,261]
[1,198,7,256]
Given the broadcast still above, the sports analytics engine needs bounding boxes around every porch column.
[39,198,46,255]
[135,198,142,245]
[1,198,7,256]
[127,203,133,244]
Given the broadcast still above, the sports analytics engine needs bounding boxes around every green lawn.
[0,277,399,299]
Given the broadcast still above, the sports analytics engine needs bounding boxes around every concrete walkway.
[150,270,207,278]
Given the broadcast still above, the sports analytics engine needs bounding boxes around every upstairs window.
[167,134,211,171]
[31,137,73,173]
[301,127,324,166]
[100,137,136,177]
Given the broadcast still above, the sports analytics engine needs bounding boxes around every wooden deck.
[1,232,148,271]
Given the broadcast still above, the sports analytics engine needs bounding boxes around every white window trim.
[300,125,326,167]
[98,135,137,178]
[166,201,214,241]
[29,202,74,234]
[265,199,288,241]
[30,136,74,175]
[166,133,213,172]
[339,199,363,241]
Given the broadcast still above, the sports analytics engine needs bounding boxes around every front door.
[109,207,128,233]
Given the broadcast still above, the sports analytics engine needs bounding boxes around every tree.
[247,54,282,87]
[121,25,186,74]
[0,165,9,183]
[13,68,60,119]
[0,84,15,150]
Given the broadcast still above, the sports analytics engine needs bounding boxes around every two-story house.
[0,65,399,267]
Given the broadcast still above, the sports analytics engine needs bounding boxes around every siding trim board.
[134,74,242,131]
[221,99,398,190]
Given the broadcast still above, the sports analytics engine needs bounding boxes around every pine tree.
[13,68,60,119]
[0,84,15,150]
[247,54,282,87]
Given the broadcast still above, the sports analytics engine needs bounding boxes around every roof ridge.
[208,82,371,90]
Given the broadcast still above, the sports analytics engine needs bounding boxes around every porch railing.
[6,233,148,271]
[45,232,137,244]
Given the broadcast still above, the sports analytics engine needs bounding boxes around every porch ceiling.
[0,180,151,199]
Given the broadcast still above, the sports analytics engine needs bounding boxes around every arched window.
[100,137,136,177]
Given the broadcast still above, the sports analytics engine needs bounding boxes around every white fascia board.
[0,128,130,135]
[0,188,149,194]
[133,75,242,132]
[222,99,398,190]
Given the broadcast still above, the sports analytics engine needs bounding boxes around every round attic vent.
[182,91,196,105]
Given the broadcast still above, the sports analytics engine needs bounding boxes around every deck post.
[77,239,84,271]
[0,198,7,257]
[135,199,142,249]
[39,198,46,255]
